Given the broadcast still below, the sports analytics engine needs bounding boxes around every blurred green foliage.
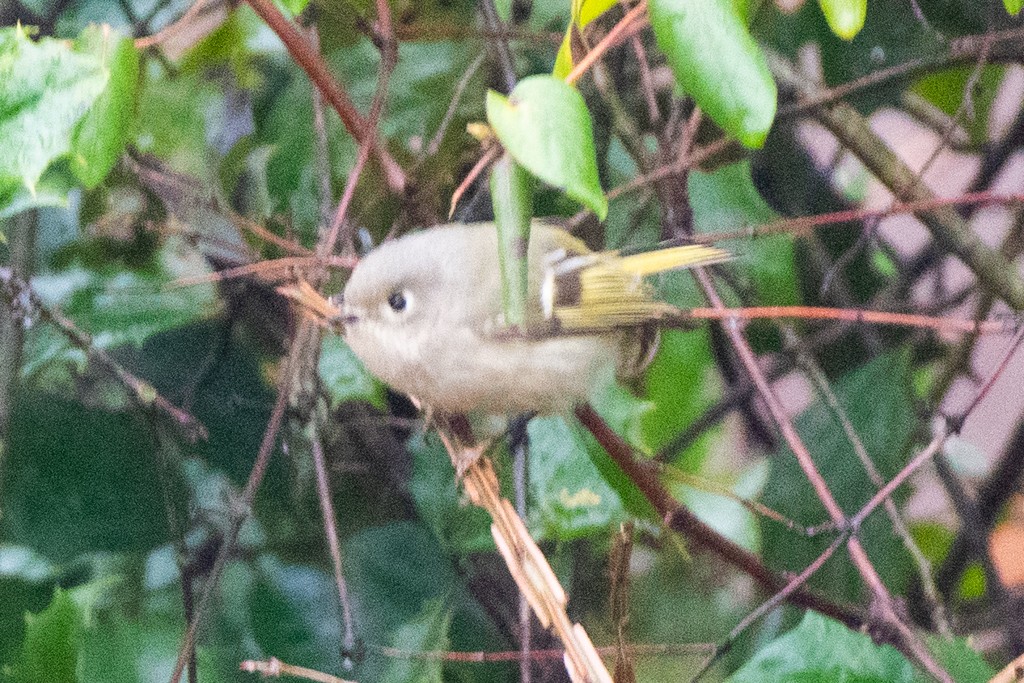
[0,0,1018,681]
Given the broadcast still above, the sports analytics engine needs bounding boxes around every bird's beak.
[334,299,360,333]
[276,282,352,332]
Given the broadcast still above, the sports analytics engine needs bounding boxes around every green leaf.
[553,0,619,78]
[278,0,312,16]
[959,563,986,600]
[12,589,81,683]
[380,600,452,683]
[762,352,916,602]
[70,25,140,188]
[728,612,915,682]
[343,523,509,682]
[817,0,867,40]
[648,0,776,148]
[486,75,607,219]
[409,432,494,552]
[674,460,767,553]
[26,246,218,353]
[528,415,630,539]
[80,614,229,683]
[494,0,513,21]
[641,330,717,462]
[3,391,174,561]
[690,161,799,307]
[135,69,217,182]
[250,558,349,674]
[925,635,995,683]
[263,39,483,234]
[0,25,108,209]
[0,168,76,221]
[1005,0,1024,15]
[319,335,386,409]
[0,569,57,667]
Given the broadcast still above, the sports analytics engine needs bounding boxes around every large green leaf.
[135,69,218,183]
[1005,0,1024,15]
[486,75,607,219]
[690,161,798,308]
[728,612,914,682]
[640,330,717,463]
[0,25,107,209]
[2,391,173,561]
[762,352,916,602]
[649,0,776,148]
[21,239,219,399]
[11,589,80,683]
[409,431,494,552]
[528,415,630,540]
[70,26,139,188]
[262,39,484,235]
[342,523,511,682]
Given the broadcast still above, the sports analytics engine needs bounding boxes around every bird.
[337,221,730,415]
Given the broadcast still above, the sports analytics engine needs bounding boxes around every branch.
[768,51,1024,312]
[688,268,953,683]
[243,0,407,194]
[0,267,207,443]
[573,404,864,631]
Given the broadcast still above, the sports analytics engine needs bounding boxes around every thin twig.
[565,1,648,86]
[681,305,1014,336]
[449,144,501,218]
[370,640,712,662]
[574,404,865,630]
[242,0,406,193]
[692,190,1024,244]
[480,0,517,93]
[167,332,297,683]
[134,0,214,49]
[783,327,952,637]
[311,435,357,663]
[424,52,487,158]
[690,269,953,683]
[769,49,1024,312]
[241,657,355,683]
[0,267,207,442]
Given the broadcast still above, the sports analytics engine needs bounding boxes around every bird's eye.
[387,290,408,312]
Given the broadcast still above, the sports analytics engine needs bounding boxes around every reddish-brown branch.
[689,269,953,683]
[684,305,1013,336]
[242,0,406,194]
[565,1,649,86]
[449,145,501,218]
[371,641,712,662]
[693,190,1024,244]
[573,404,864,631]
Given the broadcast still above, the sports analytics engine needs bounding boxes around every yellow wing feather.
[542,242,731,332]
[616,244,732,276]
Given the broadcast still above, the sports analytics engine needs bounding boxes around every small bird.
[339,221,730,415]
